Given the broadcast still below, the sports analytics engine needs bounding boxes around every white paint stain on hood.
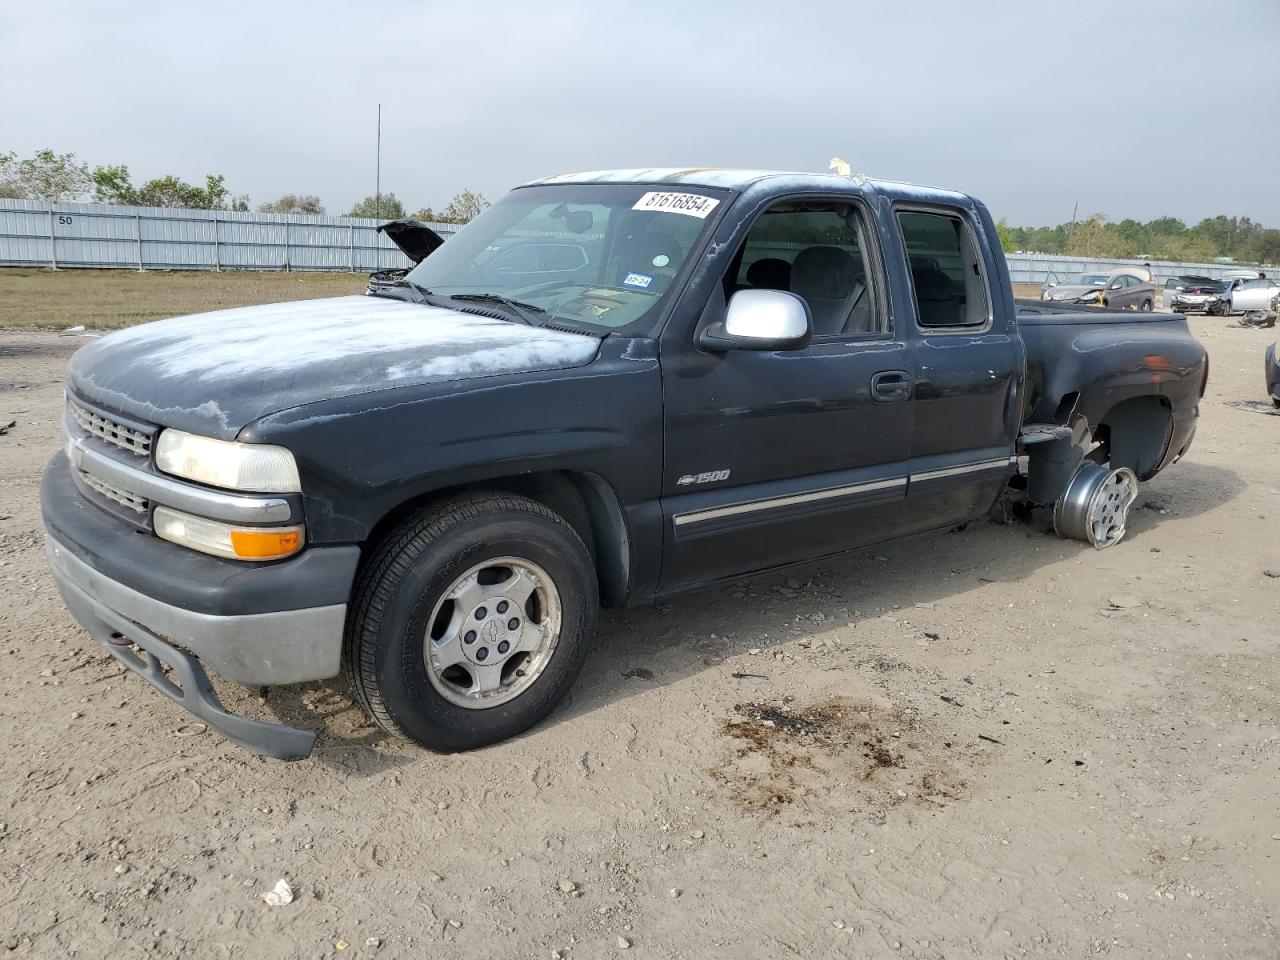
[69,295,602,439]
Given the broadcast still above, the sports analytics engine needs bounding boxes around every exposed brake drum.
[1053,460,1139,549]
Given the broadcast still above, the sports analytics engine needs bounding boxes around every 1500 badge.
[676,469,731,486]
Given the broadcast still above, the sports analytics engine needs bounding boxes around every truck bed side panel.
[1017,307,1205,479]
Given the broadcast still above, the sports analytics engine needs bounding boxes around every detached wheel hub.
[1054,461,1139,549]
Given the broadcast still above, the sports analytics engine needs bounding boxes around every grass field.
[0,268,367,330]
[0,269,1081,332]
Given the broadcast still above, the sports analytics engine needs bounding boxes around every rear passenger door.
[894,206,1020,533]
[1234,279,1276,311]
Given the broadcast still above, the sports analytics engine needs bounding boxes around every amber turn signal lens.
[230,528,304,560]
[153,507,305,562]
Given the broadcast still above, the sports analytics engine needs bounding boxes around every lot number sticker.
[632,192,720,219]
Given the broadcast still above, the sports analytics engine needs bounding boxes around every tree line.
[0,147,490,223]
[995,212,1280,266]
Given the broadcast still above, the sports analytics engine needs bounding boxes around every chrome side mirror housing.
[699,289,812,352]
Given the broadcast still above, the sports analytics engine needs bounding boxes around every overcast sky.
[3,0,1279,225]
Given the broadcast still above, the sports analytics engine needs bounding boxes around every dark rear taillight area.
[1200,354,1210,397]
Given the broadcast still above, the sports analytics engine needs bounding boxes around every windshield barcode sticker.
[632,192,720,219]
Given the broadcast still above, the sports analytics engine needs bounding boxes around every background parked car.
[1210,277,1280,317]
[1266,342,1280,407]
[1042,270,1155,310]
[1163,275,1226,313]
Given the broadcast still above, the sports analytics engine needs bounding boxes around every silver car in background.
[1042,270,1155,311]
[1210,277,1280,317]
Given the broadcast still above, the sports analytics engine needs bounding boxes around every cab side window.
[897,210,991,329]
[729,202,882,337]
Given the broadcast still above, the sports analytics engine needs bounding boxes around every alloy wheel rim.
[1087,469,1139,548]
[423,556,562,709]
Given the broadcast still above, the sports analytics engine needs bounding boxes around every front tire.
[345,493,599,751]
[1140,299,1153,312]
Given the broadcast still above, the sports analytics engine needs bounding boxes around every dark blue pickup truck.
[42,168,1208,759]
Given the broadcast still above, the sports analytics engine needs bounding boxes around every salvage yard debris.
[260,879,296,906]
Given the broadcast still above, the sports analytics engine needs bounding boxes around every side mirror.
[699,289,812,352]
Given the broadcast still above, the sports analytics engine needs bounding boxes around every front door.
[658,197,916,592]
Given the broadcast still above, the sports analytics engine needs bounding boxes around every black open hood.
[377,219,446,264]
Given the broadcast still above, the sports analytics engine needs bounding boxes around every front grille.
[77,469,149,515]
[68,398,153,457]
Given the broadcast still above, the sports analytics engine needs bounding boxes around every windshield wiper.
[392,278,435,303]
[448,293,545,326]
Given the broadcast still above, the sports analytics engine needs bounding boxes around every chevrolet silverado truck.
[42,168,1208,759]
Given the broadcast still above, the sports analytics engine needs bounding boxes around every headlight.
[154,506,304,561]
[1078,291,1104,303]
[155,429,301,493]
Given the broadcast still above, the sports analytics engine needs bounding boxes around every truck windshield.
[403,183,728,333]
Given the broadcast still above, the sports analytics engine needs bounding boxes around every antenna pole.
[375,103,382,221]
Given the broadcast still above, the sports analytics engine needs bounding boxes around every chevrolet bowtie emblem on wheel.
[676,470,731,486]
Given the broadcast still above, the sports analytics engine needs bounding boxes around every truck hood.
[68,295,602,440]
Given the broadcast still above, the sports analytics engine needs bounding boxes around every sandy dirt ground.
[1,316,1277,959]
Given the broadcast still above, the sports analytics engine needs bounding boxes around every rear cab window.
[896,209,991,330]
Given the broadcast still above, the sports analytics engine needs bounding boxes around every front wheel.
[345,492,599,751]
[1140,299,1153,312]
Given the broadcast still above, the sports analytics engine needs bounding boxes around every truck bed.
[1015,298,1186,326]
[1015,297,1203,435]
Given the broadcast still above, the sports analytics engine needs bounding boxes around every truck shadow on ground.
[268,459,1242,771]
[553,459,1245,729]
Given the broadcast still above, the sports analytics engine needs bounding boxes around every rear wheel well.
[1024,391,1170,503]
[1093,395,1173,480]
[361,471,630,608]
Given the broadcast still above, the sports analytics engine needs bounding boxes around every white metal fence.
[0,198,1262,286]
[1001,253,1262,287]
[0,199,460,272]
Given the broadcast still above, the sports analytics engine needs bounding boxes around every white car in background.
[1210,277,1280,317]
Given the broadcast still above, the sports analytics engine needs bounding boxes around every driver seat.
[791,246,859,335]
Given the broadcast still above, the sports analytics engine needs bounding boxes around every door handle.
[871,370,913,402]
